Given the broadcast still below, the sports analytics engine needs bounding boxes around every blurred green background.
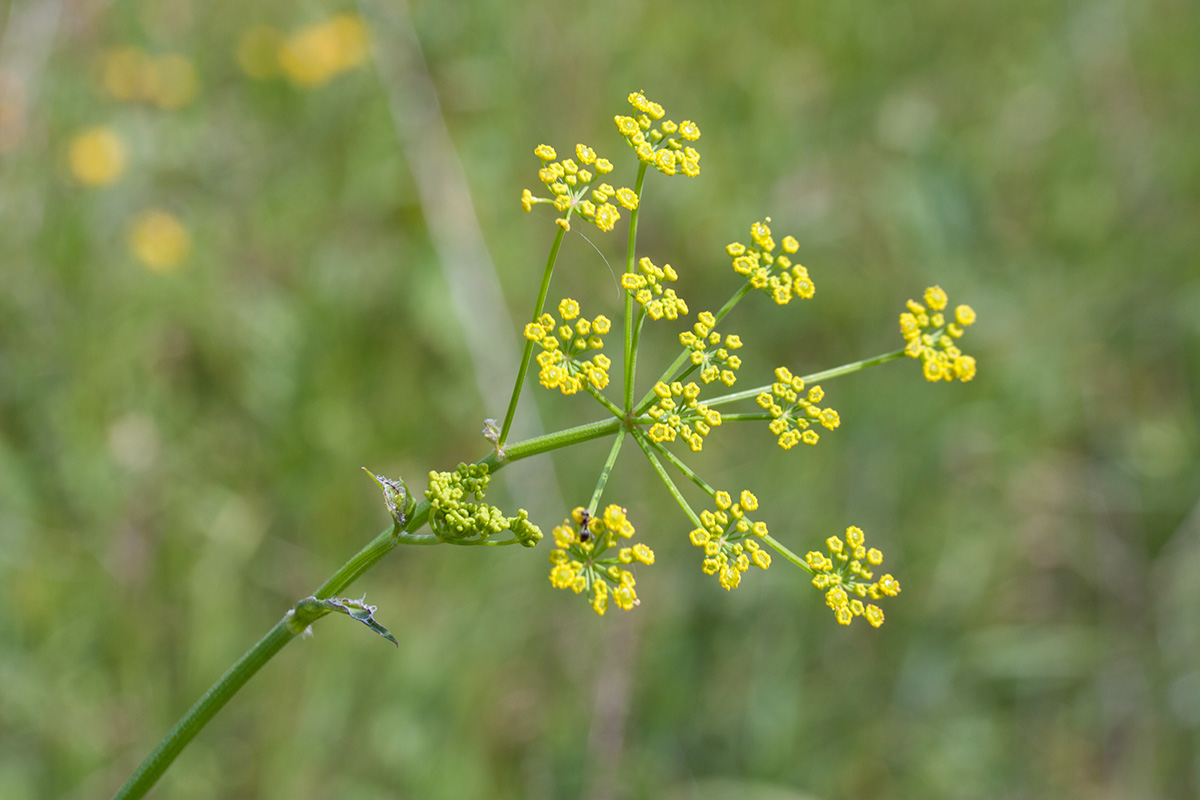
[2,0,1199,797]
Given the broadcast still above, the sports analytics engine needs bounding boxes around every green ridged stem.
[498,222,568,447]
[622,162,650,412]
[704,348,907,408]
[112,415,621,800]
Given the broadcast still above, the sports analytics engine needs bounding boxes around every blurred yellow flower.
[100,47,199,109]
[278,15,369,88]
[237,25,285,80]
[145,54,199,109]
[101,47,149,101]
[68,127,128,186]
[129,210,190,272]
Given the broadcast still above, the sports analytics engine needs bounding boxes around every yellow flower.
[145,54,199,109]
[726,219,814,306]
[548,504,650,614]
[614,92,701,177]
[901,287,978,383]
[575,143,596,164]
[68,127,127,187]
[924,285,948,310]
[129,210,190,272]
[807,525,898,627]
[645,381,721,451]
[279,14,369,88]
[100,47,150,100]
[689,491,770,590]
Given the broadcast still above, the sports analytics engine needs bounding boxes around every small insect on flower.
[578,508,592,542]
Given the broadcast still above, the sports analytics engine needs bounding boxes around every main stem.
[112,416,620,800]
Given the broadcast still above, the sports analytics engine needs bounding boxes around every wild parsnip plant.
[111,91,976,800]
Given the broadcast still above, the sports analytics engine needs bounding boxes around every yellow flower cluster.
[237,16,369,88]
[688,490,771,590]
[613,91,701,177]
[520,143,637,233]
[523,299,613,395]
[899,286,977,382]
[426,463,541,546]
[726,219,815,306]
[622,257,689,321]
[646,381,722,452]
[756,366,840,449]
[549,505,654,615]
[806,526,898,627]
[100,47,199,109]
[680,311,743,386]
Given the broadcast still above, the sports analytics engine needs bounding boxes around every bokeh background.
[2,0,1198,797]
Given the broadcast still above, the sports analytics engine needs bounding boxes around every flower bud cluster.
[806,526,898,627]
[680,311,742,386]
[613,91,701,177]
[549,505,655,615]
[622,257,689,321]
[688,490,771,590]
[426,463,542,546]
[726,220,814,306]
[524,299,613,395]
[757,366,840,449]
[520,143,637,232]
[645,380,722,452]
[899,286,977,382]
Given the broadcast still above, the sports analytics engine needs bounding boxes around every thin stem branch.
[585,383,626,420]
[499,224,568,447]
[715,412,773,422]
[587,427,627,515]
[705,348,907,408]
[631,429,702,529]
[622,163,649,412]
[642,436,715,497]
[761,533,814,575]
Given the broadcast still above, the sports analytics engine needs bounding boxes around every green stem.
[113,415,621,800]
[626,310,647,400]
[631,429,702,528]
[761,533,814,575]
[705,348,907,408]
[587,427,627,515]
[623,163,650,412]
[498,224,568,447]
[585,383,626,420]
[643,435,715,497]
[112,620,295,800]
